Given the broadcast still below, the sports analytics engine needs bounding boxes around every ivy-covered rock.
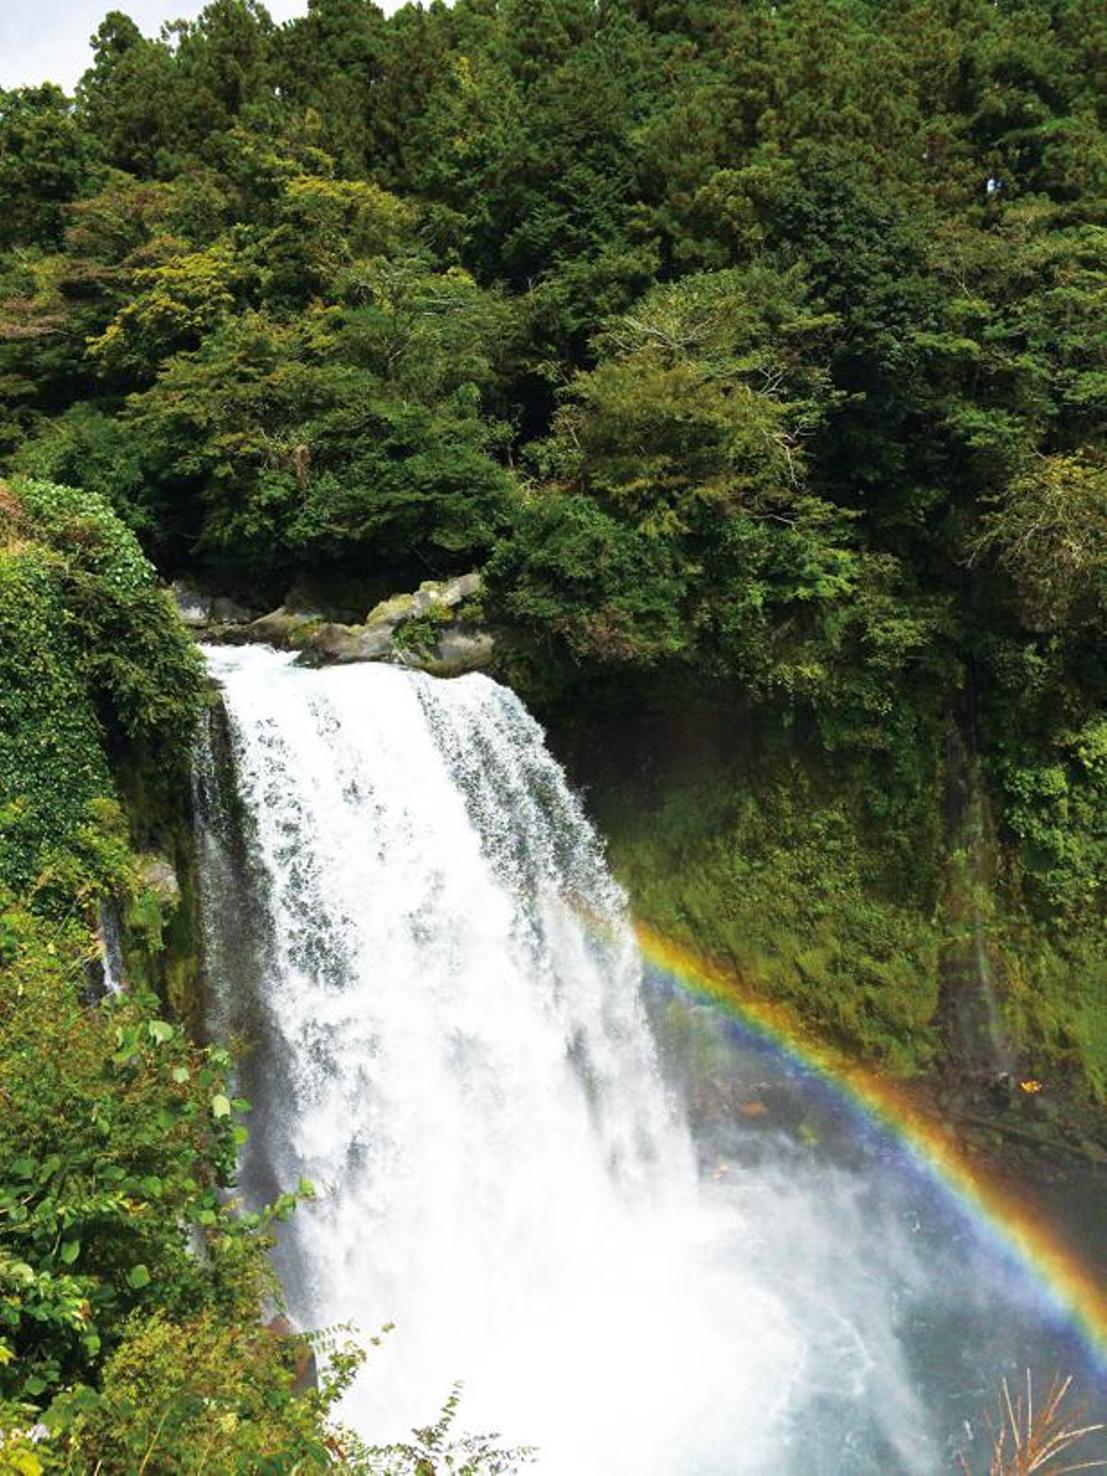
[0,480,203,905]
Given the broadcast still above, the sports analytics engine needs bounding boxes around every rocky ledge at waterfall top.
[173,572,496,678]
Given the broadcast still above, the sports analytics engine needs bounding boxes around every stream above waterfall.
[195,645,1107,1476]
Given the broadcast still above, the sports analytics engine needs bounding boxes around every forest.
[1,0,1107,1467]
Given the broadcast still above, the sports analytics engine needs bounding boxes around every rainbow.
[636,921,1107,1374]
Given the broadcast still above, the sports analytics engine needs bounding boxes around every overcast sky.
[1,1,403,92]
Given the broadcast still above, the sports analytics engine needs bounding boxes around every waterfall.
[196,645,937,1474]
[97,899,125,995]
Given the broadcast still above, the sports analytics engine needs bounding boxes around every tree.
[77,13,183,176]
[0,87,96,249]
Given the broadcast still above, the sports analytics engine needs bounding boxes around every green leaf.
[171,1065,190,1084]
[148,1019,174,1045]
[211,1094,231,1119]
[38,1154,61,1183]
[126,1264,150,1290]
[59,1238,80,1265]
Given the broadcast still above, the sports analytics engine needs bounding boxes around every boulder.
[170,582,254,629]
[365,572,481,627]
[138,854,180,907]
[239,607,323,648]
[440,571,482,605]
[191,572,495,676]
[300,620,395,665]
[401,625,496,677]
[171,582,214,627]
[365,590,422,628]
[208,593,254,625]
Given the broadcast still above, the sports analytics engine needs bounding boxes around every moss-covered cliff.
[544,676,1107,1113]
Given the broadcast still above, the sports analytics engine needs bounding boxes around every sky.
[0,0,399,92]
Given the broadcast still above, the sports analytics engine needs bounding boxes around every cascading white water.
[197,645,944,1474]
[97,900,125,995]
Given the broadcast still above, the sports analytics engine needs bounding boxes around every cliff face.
[541,676,1107,1144]
[547,681,945,1075]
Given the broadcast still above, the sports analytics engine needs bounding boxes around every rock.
[170,581,255,629]
[300,620,396,665]
[138,854,180,906]
[402,625,496,677]
[208,593,254,625]
[365,572,481,627]
[242,607,323,648]
[365,590,421,628]
[443,570,482,604]
[171,582,214,627]
[298,572,490,673]
[302,614,495,675]
[204,572,494,676]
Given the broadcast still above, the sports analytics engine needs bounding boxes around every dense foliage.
[0,478,201,896]
[0,17,1103,925]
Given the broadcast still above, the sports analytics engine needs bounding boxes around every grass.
[959,1372,1107,1475]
